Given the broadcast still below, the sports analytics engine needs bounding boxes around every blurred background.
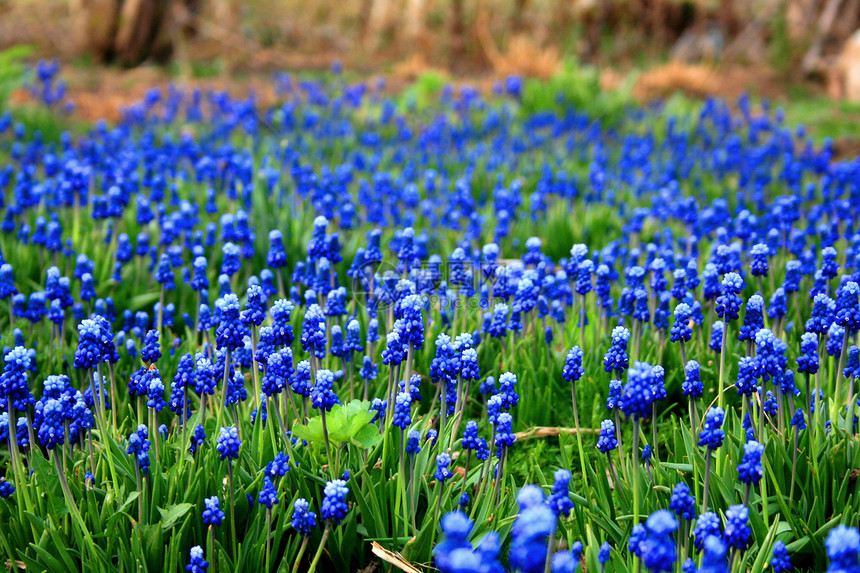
[2,0,860,141]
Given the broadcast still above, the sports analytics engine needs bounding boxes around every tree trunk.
[79,0,197,67]
[450,0,466,66]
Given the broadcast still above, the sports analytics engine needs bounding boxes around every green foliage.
[0,45,33,108]
[520,59,635,125]
[397,70,448,112]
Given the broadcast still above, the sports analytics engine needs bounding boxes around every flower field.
[1,62,859,573]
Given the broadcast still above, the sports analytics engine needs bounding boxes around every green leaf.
[293,400,376,447]
[350,423,383,449]
[157,503,194,531]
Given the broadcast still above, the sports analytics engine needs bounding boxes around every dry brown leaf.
[514,426,599,441]
[371,541,422,573]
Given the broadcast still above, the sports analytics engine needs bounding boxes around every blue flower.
[265,451,291,480]
[845,346,860,379]
[620,362,655,420]
[597,419,618,453]
[320,479,349,524]
[715,273,744,322]
[739,294,765,342]
[603,326,630,374]
[693,511,722,550]
[202,496,225,527]
[670,303,693,343]
[598,542,611,566]
[807,293,835,335]
[629,523,647,556]
[734,356,757,398]
[35,397,65,449]
[797,332,820,374]
[607,380,622,410]
[406,430,421,455]
[494,412,516,451]
[459,348,480,381]
[698,535,729,573]
[749,243,769,277]
[369,399,386,424]
[434,512,476,573]
[828,324,846,357]
[683,360,703,398]
[755,329,788,382]
[509,486,555,573]
[141,329,162,364]
[270,299,295,346]
[724,504,751,551]
[836,281,860,331]
[489,303,509,339]
[185,545,208,573]
[769,288,788,323]
[267,230,287,269]
[825,524,860,572]
[791,408,807,430]
[127,425,151,473]
[435,452,454,482]
[547,469,574,517]
[215,294,246,351]
[771,541,792,573]
[189,424,206,454]
[311,369,340,412]
[562,346,584,382]
[669,482,696,521]
[737,440,764,485]
[257,476,279,509]
[216,426,241,461]
[639,510,678,573]
[497,372,519,411]
[552,551,579,573]
[291,498,317,536]
[698,407,725,450]
[709,321,725,352]
[240,284,266,327]
[0,477,15,498]
[1,346,34,412]
[392,391,411,429]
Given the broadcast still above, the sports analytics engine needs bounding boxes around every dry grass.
[634,61,721,100]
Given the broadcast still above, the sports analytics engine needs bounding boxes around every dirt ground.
[8,56,801,125]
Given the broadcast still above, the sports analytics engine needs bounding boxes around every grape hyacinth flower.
[825,525,860,573]
[715,273,743,412]
[290,498,317,572]
[0,476,14,499]
[737,440,764,505]
[771,541,792,573]
[698,407,725,513]
[563,345,589,490]
[309,480,350,572]
[202,496,224,527]
[492,412,516,506]
[698,535,729,573]
[509,485,556,573]
[636,510,678,573]
[724,504,751,557]
[311,369,340,477]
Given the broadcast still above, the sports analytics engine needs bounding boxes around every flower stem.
[632,418,640,527]
[571,383,590,492]
[292,537,310,573]
[702,453,712,515]
[227,462,237,559]
[265,508,272,573]
[321,410,335,479]
[307,522,331,573]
